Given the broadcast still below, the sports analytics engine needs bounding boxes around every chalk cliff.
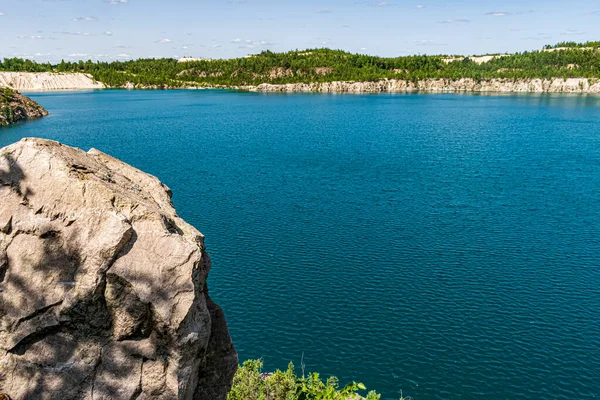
[0,138,237,399]
[246,78,600,93]
[0,72,104,91]
[4,71,600,93]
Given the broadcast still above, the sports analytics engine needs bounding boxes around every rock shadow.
[0,152,33,200]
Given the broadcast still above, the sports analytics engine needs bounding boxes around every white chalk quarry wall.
[249,78,600,93]
[0,72,104,91]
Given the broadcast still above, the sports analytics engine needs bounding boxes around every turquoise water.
[2,90,600,400]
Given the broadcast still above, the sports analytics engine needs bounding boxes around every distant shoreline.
[3,72,600,94]
[242,78,600,94]
[3,42,600,94]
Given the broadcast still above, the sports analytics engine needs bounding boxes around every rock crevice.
[0,138,237,399]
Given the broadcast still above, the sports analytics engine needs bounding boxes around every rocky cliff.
[246,77,600,93]
[4,71,600,93]
[0,88,49,126]
[0,138,237,399]
[0,73,104,91]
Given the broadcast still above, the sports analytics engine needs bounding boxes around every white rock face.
[248,78,600,93]
[0,72,104,91]
[0,139,237,399]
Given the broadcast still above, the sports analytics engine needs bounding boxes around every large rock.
[0,138,237,399]
[0,88,49,126]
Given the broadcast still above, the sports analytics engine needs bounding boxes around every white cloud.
[73,16,98,21]
[17,35,55,40]
[315,9,332,14]
[108,53,132,59]
[416,5,425,8]
[362,0,393,7]
[415,40,448,46]
[68,53,88,57]
[485,11,511,16]
[561,29,586,36]
[104,31,113,36]
[232,38,274,48]
[55,31,93,36]
[522,36,551,40]
[11,52,53,59]
[521,33,552,40]
[107,0,128,4]
[438,18,470,24]
[157,38,172,43]
[0,12,4,16]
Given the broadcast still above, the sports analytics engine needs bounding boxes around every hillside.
[0,87,48,126]
[1,41,600,90]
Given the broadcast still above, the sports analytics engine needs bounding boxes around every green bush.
[228,359,383,400]
[1,88,14,124]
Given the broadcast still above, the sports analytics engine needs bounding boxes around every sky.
[1,0,600,63]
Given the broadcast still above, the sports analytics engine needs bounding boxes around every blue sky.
[1,0,600,62]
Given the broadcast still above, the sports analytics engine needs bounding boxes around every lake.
[2,90,599,400]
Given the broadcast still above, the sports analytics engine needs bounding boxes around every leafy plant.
[1,88,15,125]
[228,359,268,400]
[227,359,385,400]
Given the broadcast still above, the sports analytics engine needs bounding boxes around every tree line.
[2,42,600,88]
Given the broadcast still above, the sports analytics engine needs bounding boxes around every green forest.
[1,41,600,88]
[544,41,600,49]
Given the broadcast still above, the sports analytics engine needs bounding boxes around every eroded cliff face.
[246,78,600,93]
[0,89,49,126]
[0,139,237,399]
[0,73,104,91]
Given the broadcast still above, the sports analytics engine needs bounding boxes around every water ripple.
[4,91,600,399]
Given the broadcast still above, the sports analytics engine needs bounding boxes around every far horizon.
[2,41,600,65]
[1,0,600,64]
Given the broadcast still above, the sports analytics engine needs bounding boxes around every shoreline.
[3,72,600,94]
[243,78,600,94]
